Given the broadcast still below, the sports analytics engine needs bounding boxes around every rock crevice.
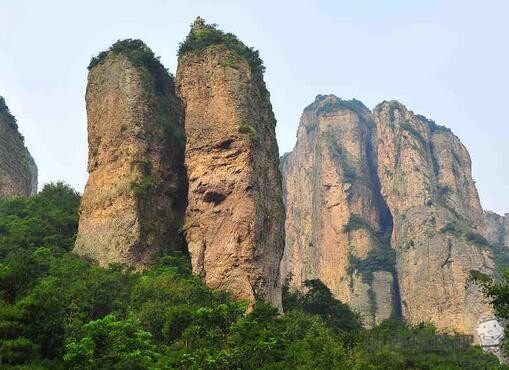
[282,95,495,334]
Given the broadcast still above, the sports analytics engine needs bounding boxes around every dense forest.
[0,183,506,369]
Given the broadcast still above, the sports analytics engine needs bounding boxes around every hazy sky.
[1,0,508,214]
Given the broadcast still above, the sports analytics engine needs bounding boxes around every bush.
[342,214,373,234]
[440,221,490,247]
[0,182,80,257]
[0,96,18,131]
[0,186,506,369]
[238,120,258,140]
[88,39,174,95]
[315,98,368,117]
[178,17,265,74]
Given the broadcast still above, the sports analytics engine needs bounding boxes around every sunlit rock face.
[281,95,397,326]
[373,100,494,334]
[74,41,187,268]
[177,19,285,309]
[283,95,495,333]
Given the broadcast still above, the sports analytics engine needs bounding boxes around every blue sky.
[1,0,508,214]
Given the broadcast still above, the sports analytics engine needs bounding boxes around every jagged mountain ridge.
[281,94,496,334]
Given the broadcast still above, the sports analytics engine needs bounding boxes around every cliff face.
[482,211,509,248]
[74,40,187,267]
[373,101,493,335]
[283,96,495,334]
[281,95,397,325]
[176,19,285,308]
[0,96,38,199]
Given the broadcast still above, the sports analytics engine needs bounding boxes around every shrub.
[315,98,368,117]
[400,121,427,149]
[440,221,490,247]
[178,17,265,74]
[88,39,174,95]
[342,214,373,234]
[238,120,258,140]
[0,96,19,131]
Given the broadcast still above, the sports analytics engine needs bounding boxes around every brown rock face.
[74,40,187,267]
[0,96,37,199]
[283,96,495,334]
[373,101,494,334]
[176,20,285,308]
[281,95,397,325]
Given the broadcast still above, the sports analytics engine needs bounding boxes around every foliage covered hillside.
[0,183,505,369]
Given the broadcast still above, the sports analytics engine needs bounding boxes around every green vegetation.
[0,96,19,131]
[438,184,451,197]
[342,214,396,291]
[348,247,396,285]
[367,287,378,317]
[178,17,265,74]
[440,221,489,247]
[130,174,156,199]
[315,98,368,117]
[0,185,505,368]
[304,95,368,117]
[283,279,362,333]
[327,136,359,183]
[129,155,157,201]
[472,268,509,355]
[443,220,509,273]
[89,40,185,145]
[0,182,80,259]
[88,39,175,96]
[416,114,452,133]
[218,55,240,69]
[400,121,427,149]
[342,214,374,234]
[238,120,258,140]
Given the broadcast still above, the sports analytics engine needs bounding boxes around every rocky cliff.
[281,95,396,325]
[0,96,38,199]
[483,212,507,247]
[176,18,285,308]
[283,95,495,334]
[373,100,493,335]
[74,40,187,267]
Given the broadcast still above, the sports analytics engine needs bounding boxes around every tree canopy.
[0,183,505,369]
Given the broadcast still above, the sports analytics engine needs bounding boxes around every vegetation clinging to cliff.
[88,39,175,95]
[0,96,19,131]
[303,95,369,119]
[178,17,265,74]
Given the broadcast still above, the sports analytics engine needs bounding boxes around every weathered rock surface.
[177,19,285,308]
[283,96,495,334]
[482,211,509,248]
[74,40,187,267]
[373,100,494,334]
[281,95,397,325]
[0,96,38,198]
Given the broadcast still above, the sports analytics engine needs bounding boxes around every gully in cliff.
[282,95,496,336]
